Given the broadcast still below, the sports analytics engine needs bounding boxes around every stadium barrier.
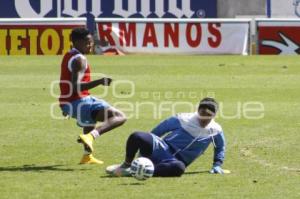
[255,18,300,55]
[0,18,86,55]
[95,18,251,55]
[3,17,299,55]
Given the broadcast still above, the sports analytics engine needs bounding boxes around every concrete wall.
[218,0,266,18]
[272,0,300,17]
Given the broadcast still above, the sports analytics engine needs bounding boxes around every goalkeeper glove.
[210,166,224,174]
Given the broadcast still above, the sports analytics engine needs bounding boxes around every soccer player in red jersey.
[59,27,126,164]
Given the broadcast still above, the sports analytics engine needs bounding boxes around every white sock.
[90,129,100,139]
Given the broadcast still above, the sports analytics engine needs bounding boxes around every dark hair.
[71,27,90,43]
[198,97,218,114]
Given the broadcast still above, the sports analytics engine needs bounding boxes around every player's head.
[197,97,218,127]
[71,27,93,54]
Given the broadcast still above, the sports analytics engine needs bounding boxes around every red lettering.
[119,22,136,47]
[142,23,158,47]
[97,23,115,46]
[208,23,221,48]
[186,23,201,47]
[164,23,179,47]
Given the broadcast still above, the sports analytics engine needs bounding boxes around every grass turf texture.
[0,55,299,199]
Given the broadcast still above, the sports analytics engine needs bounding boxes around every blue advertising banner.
[0,0,217,31]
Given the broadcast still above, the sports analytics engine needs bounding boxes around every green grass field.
[0,55,299,199]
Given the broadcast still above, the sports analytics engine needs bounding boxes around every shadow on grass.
[0,164,89,172]
[100,175,132,179]
[100,170,209,180]
[184,170,210,175]
[119,182,145,186]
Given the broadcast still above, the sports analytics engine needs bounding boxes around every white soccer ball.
[130,157,154,180]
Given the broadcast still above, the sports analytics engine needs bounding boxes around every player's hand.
[209,166,224,174]
[100,77,112,86]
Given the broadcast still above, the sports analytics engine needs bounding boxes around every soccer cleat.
[79,154,104,165]
[77,134,94,152]
[223,169,231,174]
[106,164,131,177]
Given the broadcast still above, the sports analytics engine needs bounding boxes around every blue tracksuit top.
[151,112,225,167]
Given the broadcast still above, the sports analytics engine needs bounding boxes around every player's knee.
[130,131,145,140]
[174,161,186,176]
[119,113,127,124]
[117,113,127,126]
[110,109,127,123]
[167,161,186,177]
[154,161,185,177]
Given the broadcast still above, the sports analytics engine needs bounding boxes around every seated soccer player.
[106,97,226,177]
[59,27,126,164]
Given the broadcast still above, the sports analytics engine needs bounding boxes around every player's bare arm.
[71,57,112,93]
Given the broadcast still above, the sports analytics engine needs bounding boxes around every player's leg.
[106,131,153,176]
[92,107,127,136]
[124,131,153,165]
[78,126,104,165]
[154,160,186,177]
[78,97,126,151]
[82,126,94,154]
[83,126,93,134]
[78,107,126,151]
